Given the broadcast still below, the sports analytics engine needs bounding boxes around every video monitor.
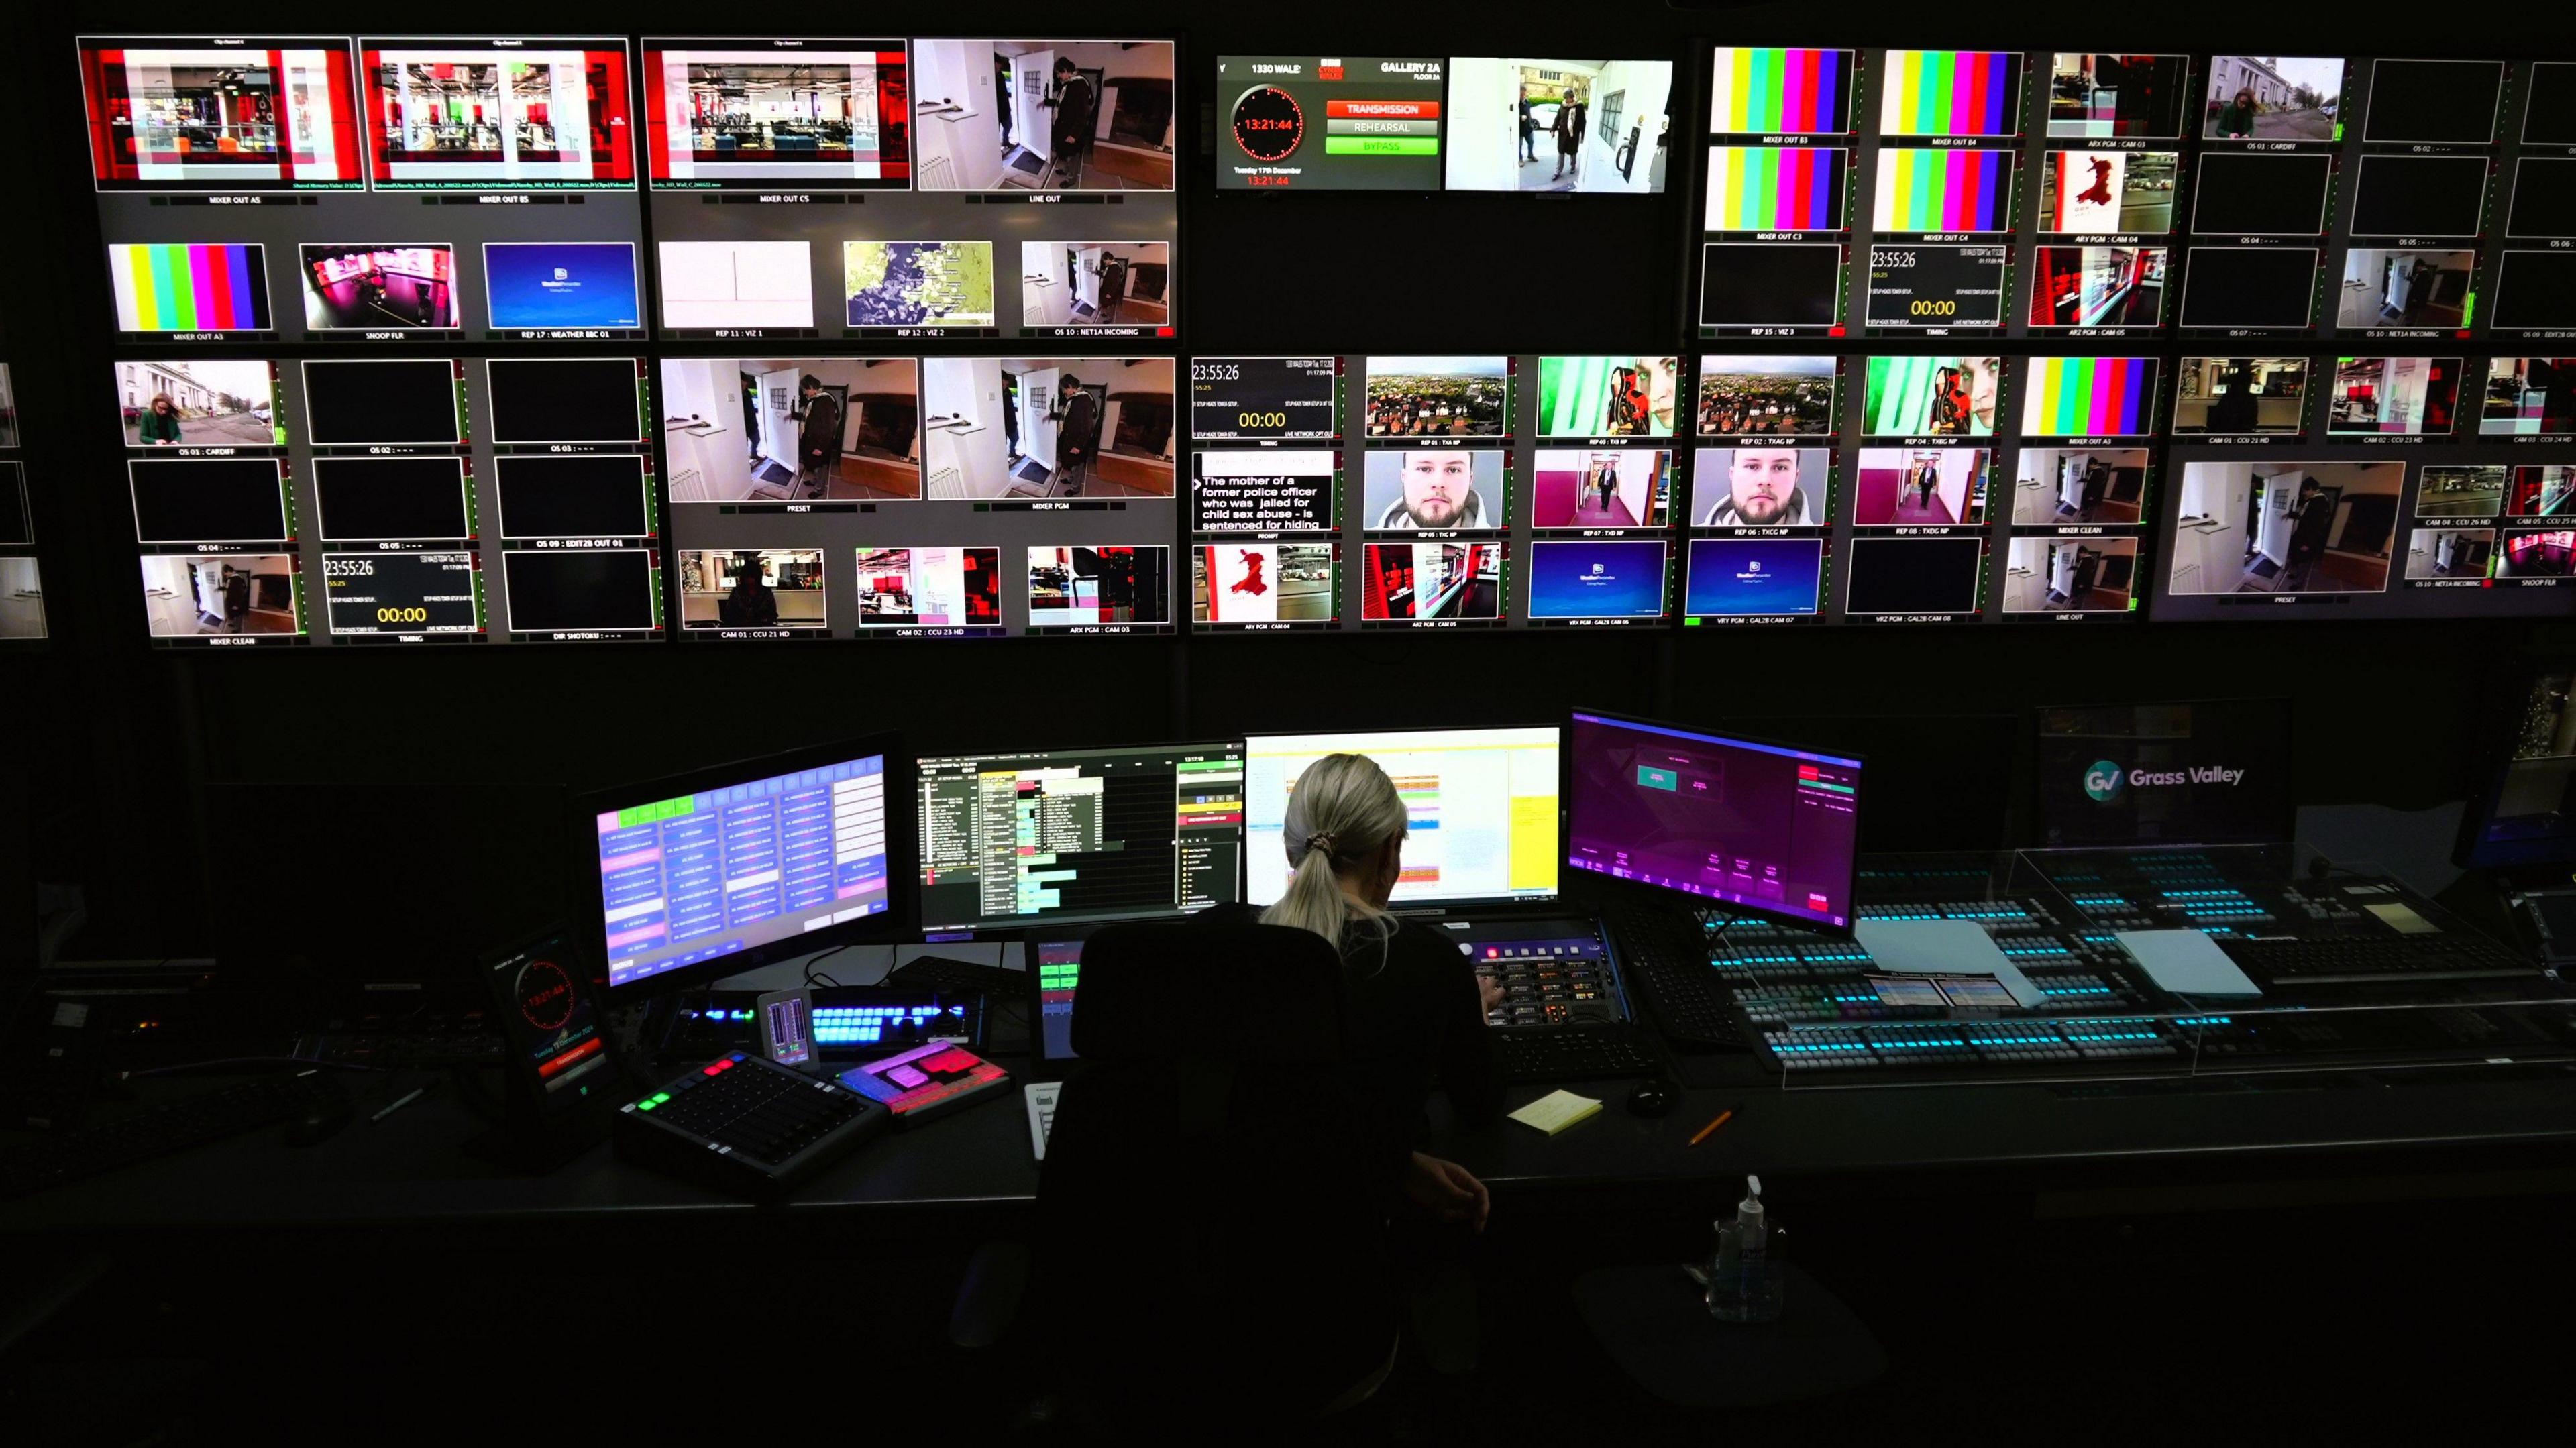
[1362,451,1503,532]
[1697,355,1837,438]
[2021,357,2157,439]
[1443,58,1672,194]
[1362,356,1509,439]
[1860,355,1999,437]
[2174,357,2309,436]
[2039,149,2178,234]
[500,548,660,635]
[2406,526,2496,581]
[1851,447,1989,527]
[139,553,301,638]
[1683,537,1825,620]
[1191,451,1336,534]
[299,359,462,447]
[0,556,45,641]
[2047,54,2190,138]
[1026,545,1171,630]
[655,240,815,333]
[0,466,23,548]
[2462,669,2576,867]
[2203,57,2346,141]
[2507,159,2576,239]
[1244,726,1559,909]
[77,37,364,192]
[641,42,910,189]
[493,455,651,539]
[2326,357,2460,437]
[1535,355,1678,439]
[845,241,996,331]
[1699,243,1841,333]
[2416,464,2507,516]
[2363,60,2504,145]
[1532,450,1670,529]
[2190,152,2332,236]
[1871,148,2014,233]
[853,546,1003,629]
[661,356,921,504]
[483,242,643,333]
[359,38,634,189]
[128,456,288,543]
[1360,541,1503,623]
[588,737,894,994]
[1843,535,1985,618]
[2163,460,2402,596]
[2177,246,2317,329]
[0,368,15,450]
[2338,247,2473,331]
[2490,252,2576,332]
[299,244,457,332]
[1526,539,1669,622]
[321,551,478,638]
[311,456,470,542]
[108,243,272,337]
[2347,155,2490,239]
[911,40,1173,192]
[2497,528,2576,579]
[1216,56,1443,190]
[1877,51,2021,138]
[1189,357,1337,441]
[2528,63,2576,145]
[2481,358,2576,436]
[1019,242,1170,333]
[922,357,1176,499]
[118,359,280,449]
[1693,447,1828,528]
[916,740,1244,934]
[2508,466,2576,520]
[484,358,645,445]
[2035,700,2293,848]
[1192,543,1336,628]
[675,548,827,633]
[1711,48,1854,135]
[2027,245,2167,329]
[2003,536,2139,616]
[1863,243,2008,329]
[2015,447,2148,526]
[1705,146,1847,232]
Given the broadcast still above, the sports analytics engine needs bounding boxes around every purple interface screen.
[1564,713,1861,928]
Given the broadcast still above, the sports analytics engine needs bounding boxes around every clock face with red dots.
[514,958,577,1032]
[1232,85,1305,162]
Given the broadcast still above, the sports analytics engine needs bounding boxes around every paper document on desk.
[1509,1090,1603,1136]
[2116,930,2263,998]
[1025,1082,1063,1161]
[1854,917,2048,1007]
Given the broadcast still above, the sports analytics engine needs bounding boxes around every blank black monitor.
[1701,243,1840,329]
[0,465,27,545]
[501,549,658,633]
[2364,59,2504,144]
[916,740,1246,934]
[2507,158,2576,238]
[2180,247,2319,329]
[301,359,461,446]
[2033,698,2294,848]
[128,457,287,543]
[2528,62,2576,145]
[2191,153,2332,236]
[493,454,650,538]
[311,456,470,541]
[2460,668,2576,867]
[1564,710,1863,932]
[2347,155,2489,239]
[2493,252,2576,331]
[1844,535,1983,616]
[486,357,644,444]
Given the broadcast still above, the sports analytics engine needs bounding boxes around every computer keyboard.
[2222,934,2542,985]
[616,1053,888,1195]
[0,1068,347,1199]
[889,954,1028,1001]
[1495,1026,1665,1083]
[1609,904,1750,1049]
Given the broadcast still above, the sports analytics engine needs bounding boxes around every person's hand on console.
[1402,1151,1491,1233]
[1477,975,1505,1014]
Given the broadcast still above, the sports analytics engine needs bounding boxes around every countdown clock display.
[513,956,578,1033]
[1232,85,1306,162]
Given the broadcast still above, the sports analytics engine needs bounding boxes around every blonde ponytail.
[1260,753,1411,952]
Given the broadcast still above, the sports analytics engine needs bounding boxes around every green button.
[1638,767,1678,791]
[637,1099,657,1110]
[1324,136,1440,156]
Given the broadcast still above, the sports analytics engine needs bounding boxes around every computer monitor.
[581,734,899,996]
[1563,711,1862,932]
[1242,726,1562,911]
[2460,669,2576,869]
[2032,699,2292,849]
[914,740,1246,934]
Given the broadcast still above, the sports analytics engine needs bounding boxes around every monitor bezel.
[1241,722,1565,915]
[577,730,907,1000]
[1562,708,1865,938]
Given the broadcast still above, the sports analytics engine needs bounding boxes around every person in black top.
[1044,57,1097,187]
[1208,751,1505,1229]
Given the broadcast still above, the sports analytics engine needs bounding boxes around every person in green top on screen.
[2214,88,2260,139]
[137,393,182,445]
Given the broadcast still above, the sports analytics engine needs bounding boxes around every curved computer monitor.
[1563,710,1863,934]
[580,733,903,997]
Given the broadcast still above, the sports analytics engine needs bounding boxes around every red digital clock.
[1232,85,1305,162]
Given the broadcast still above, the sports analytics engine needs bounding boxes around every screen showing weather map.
[843,242,996,331]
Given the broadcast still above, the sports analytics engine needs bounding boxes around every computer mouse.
[1625,1078,1680,1119]
[284,1097,354,1148]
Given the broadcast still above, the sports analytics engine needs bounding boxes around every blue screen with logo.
[2034,700,2293,847]
[1528,539,1667,619]
[1685,537,1823,616]
[486,242,642,329]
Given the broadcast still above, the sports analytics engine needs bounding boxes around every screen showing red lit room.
[1853,447,1989,527]
[1531,449,1669,528]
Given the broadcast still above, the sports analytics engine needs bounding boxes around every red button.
[703,1064,722,1076]
[1325,100,1440,119]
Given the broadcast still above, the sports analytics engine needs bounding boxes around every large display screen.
[1243,726,1560,909]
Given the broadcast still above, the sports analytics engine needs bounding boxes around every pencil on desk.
[1688,1105,1740,1147]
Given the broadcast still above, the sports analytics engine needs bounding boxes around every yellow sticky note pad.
[2365,902,2441,936]
[1509,1089,1603,1137]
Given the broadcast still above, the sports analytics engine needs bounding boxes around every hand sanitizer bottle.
[1706,1174,1784,1322]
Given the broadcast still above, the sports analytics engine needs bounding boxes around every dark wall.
[16,7,2576,960]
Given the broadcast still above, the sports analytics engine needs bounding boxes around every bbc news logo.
[2084,759,2125,803]
[1320,58,1344,80]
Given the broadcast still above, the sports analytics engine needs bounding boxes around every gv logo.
[2084,760,2125,803]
